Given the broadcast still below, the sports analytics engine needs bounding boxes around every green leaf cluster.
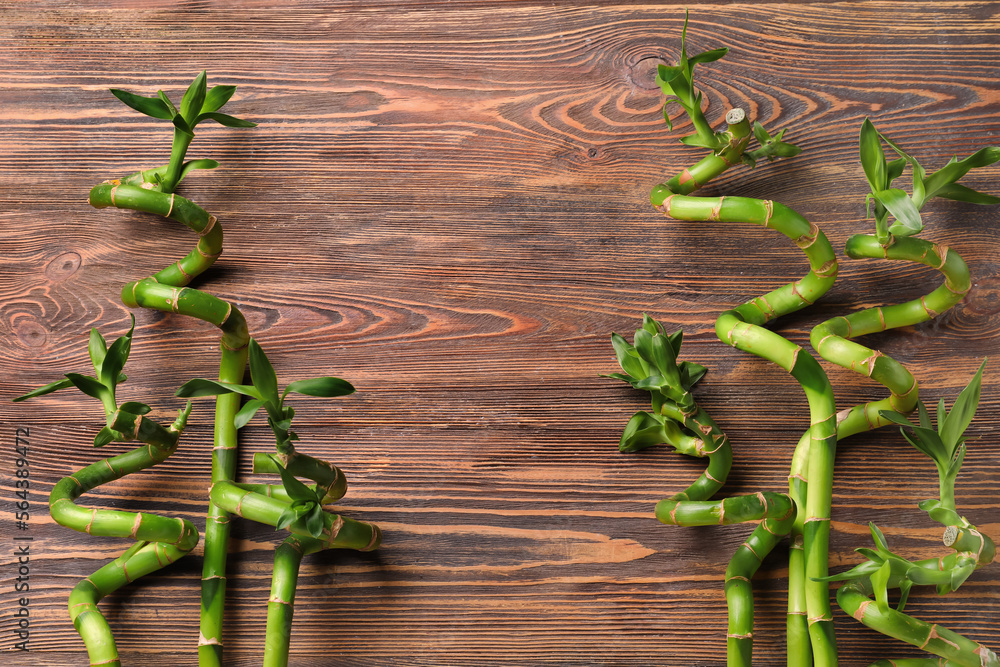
[743,122,802,169]
[13,317,139,446]
[604,314,707,452]
[820,523,978,610]
[655,12,727,149]
[176,339,354,452]
[110,72,256,193]
[859,119,1000,242]
[111,71,255,133]
[272,457,327,539]
[880,359,986,509]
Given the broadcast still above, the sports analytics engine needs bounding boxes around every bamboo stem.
[90,172,250,666]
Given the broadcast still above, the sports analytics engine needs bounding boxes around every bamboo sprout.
[609,16,837,665]
[14,321,197,667]
[87,72,255,665]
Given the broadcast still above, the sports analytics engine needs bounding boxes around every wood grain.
[1,2,998,665]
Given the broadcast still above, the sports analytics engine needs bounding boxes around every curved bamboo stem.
[49,405,196,666]
[654,193,840,664]
[90,172,250,666]
[811,234,971,440]
[838,579,999,667]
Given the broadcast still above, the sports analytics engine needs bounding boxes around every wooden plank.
[1,2,998,665]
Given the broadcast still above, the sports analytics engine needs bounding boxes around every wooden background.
[1,1,998,665]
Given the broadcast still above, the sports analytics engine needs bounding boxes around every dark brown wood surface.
[1,2,998,665]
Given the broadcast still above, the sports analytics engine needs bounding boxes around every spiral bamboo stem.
[651,191,839,665]
[48,404,196,667]
[90,172,250,665]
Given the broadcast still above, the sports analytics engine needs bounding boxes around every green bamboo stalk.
[811,235,970,441]
[47,402,196,666]
[726,513,796,665]
[838,579,999,667]
[263,536,325,667]
[91,176,250,664]
[653,193,840,664]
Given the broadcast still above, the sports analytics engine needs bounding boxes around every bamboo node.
[166,192,176,218]
[362,526,382,551]
[268,595,293,606]
[932,243,950,269]
[726,632,753,640]
[920,295,939,319]
[678,169,700,190]
[85,508,98,534]
[198,632,223,646]
[763,200,774,228]
[740,541,761,561]
[109,184,119,207]
[726,575,750,583]
[853,600,872,622]
[655,194,677,217]
[807,613,833,625]
[130,512,143,539]
[795,221,821,248]
[324,515,345,548]
[200,214,218,237]
[704,469,722,484]
[718,502,726,525]
[709,197,725,221]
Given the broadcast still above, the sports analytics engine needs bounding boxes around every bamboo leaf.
[900,427,946,463]
[202,84,237,113]
[172,113,194,136]
[611,333,647,380]
[175,378,262,399]
[679,133,718,149]
[65,373,109,401]
[886,157,907,185]
[916,400,932,430]
[873,188,923,237]
[272,457,321,504]
[118,401,151,415]
[248,339,280,407]
[180,71,208,126]
[93,426,120,448]
[196,112,257,128]
[305,506,326,538]
[869,522,890,554]
[275,507,297,531]
[923,146,1000,200]
[679,361,707,388]
[688,47,728,65]
[634,375,668,391]
[157,90,177,117]
[939,359,986,453]
[950,561,977,592]
[641,313,661,336]
[927,505,962,526]
[871,560,892,613]
[934,182,1000,205]
[110,89,174,120]
[860,119,888,193]
[879,409,915,428]
[855,547,884,564]
[12,377,75,402]
[179,159,219,182]
[89,328,108,375]
[896,580,912,612]
[752,121,771,145]
[947,442,967,478]
[600,372,637,385]
[286,377,355,398]
[100,317,135,390]
[234,398,265,429]
[619,411,665,452]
